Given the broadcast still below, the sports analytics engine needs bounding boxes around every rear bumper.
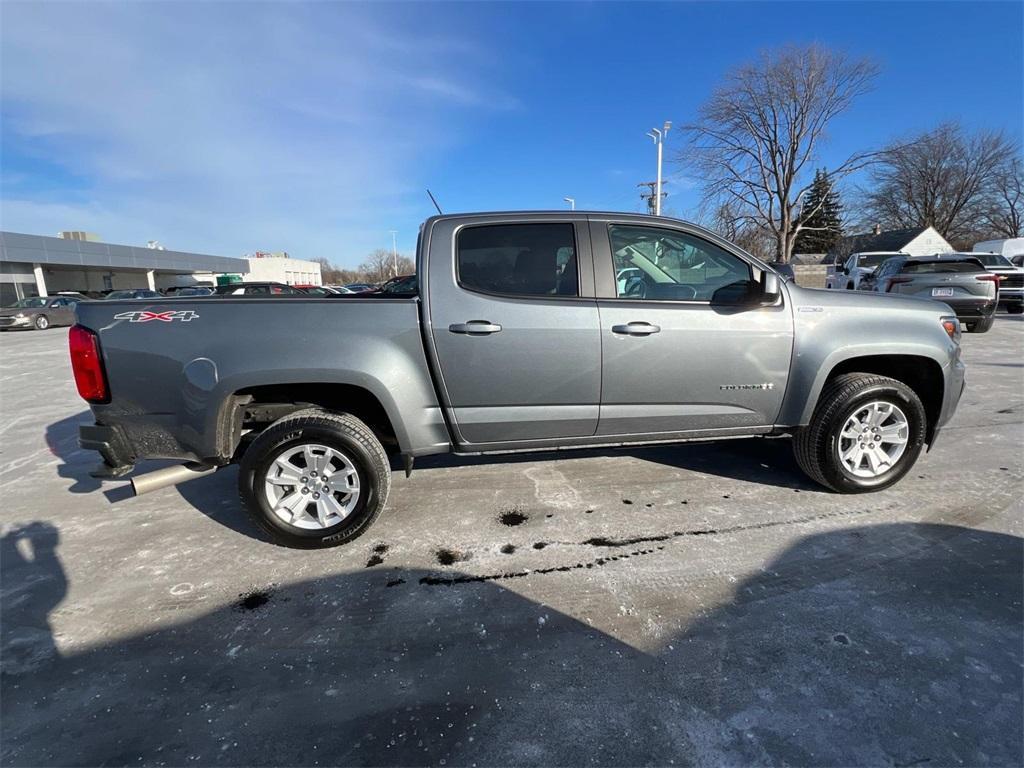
[943,297,997,320]
[79,423,136,470]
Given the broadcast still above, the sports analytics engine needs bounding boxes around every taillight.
[940,316,961,343]
[886,276,913,292]
[69,325,109,403]
[975,274,1001,288]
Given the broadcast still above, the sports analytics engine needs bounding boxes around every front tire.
[34,315,49,330]
[793,373,926,493]
[238,409,391,547]
[1006,304,1023,315]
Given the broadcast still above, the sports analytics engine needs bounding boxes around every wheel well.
[234,383,398,454]
[826,355,943,443]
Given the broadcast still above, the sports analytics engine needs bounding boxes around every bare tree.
[358,249,396,284]
[984,155,1023,238]
[865,123,1016,245]
[356,250,416,284]
[680,44,878,262]
[711,200,774,261]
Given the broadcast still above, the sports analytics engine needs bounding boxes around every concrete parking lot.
[1,316,1022,766]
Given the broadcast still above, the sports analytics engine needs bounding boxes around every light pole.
[389,230,398,277]
[646,121,671,216]
[563,197,575,210]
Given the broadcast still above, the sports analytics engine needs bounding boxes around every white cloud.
[0,2,518,264]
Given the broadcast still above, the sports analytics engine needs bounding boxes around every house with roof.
[823,225,953,264]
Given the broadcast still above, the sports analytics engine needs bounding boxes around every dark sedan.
[104,289,163,300]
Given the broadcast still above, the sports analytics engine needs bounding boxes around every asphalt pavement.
[1,315,1021,766]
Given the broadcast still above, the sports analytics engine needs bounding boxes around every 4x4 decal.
[114,310,199,323]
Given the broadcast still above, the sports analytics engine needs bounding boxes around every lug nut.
[313,492,320,500]
[300,487,308,494]
[301,476,308,483]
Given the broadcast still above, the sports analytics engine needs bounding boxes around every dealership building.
[0,231,322,304]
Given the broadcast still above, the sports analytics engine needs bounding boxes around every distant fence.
[792,265,828,289]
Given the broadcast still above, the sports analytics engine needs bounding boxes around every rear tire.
[34,315,49,330]
[793,373,926,493]
[1007,304,1023,315]
[238,409,391,548]
[972,315,995,333]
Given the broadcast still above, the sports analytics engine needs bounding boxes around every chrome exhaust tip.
[131,463,216,496]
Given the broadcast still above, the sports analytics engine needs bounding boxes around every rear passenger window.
[457,223,578,297]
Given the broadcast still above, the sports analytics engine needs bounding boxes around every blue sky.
[2,1,1021,267]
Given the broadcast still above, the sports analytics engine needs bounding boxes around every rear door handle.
[612,322,661,336]
[449,321,502,335]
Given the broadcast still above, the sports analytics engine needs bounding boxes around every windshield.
[9,297,48,308]
[971,253,1013,268]
[857,254,894,268]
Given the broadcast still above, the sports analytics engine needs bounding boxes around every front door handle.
[449,321,502,335]
[612,322,661,336]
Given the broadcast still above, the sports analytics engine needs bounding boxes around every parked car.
[0,295,82,330]
[73,211,965,548]
[372,275,418,295]
[962,252,1024,314]
[860,254,999,332]
[54,291,93,301]
[172,286,214,297]
[163,285,213,296]
[327,285,355,294]
[826,252,906,290]
[343,283,377,293]
[298,286,351,296]
[104,289,163,300]
[212,282,306,296]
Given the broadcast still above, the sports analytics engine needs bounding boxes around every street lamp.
[563,197,575,211]
[646,121,671,216]
[389,230,398,277]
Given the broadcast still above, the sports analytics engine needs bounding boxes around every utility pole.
[637,182,666,216]
[645,121,671,216]
[563,197,575,211]
[389,230,398,277]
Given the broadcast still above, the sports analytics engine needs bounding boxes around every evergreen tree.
[793,169,844,255]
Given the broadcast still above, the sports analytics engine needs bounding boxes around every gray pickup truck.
[71,212,966,547]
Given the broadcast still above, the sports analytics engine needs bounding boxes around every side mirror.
[842,267,849,275]
[761,271,781,303]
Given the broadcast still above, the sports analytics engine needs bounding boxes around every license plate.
[932,287,954,297]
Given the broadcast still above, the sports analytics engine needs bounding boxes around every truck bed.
[74,297,450,465]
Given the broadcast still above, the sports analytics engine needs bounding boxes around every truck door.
[424,216,601,447]
[590,218,792,437]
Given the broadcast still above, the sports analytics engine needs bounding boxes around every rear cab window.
[902,260,983,274]
[457,223,579,297]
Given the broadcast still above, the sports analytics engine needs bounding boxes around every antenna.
[426,189,443,215]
